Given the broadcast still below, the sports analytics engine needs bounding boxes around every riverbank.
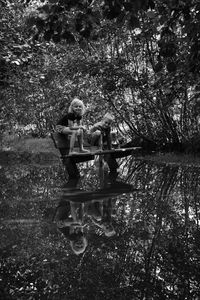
[1,135,200,167]
[0,136,59,164]
[142,152,200,167]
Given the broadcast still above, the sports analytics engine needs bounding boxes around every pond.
[0,155,200,300]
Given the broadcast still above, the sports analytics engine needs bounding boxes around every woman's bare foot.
[69,151,80,155]
[80,148,90,153]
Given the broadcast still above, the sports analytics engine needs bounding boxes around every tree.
[1,0,200,151]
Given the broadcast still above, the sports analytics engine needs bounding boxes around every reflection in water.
[86,198,116,238]
[1,159,200,299]
[54,169,135,255]
[54,179,87,255]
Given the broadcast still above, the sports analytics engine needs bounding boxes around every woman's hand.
[56,125,66,133]
[80,125,87,132]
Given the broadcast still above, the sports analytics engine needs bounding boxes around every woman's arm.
[89,123,99,133]
[56,125,68,133]
[68,119,76,129]
[56,218,74,228]
[76,119,87,131]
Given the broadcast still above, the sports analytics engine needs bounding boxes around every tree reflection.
[1,160,200,299]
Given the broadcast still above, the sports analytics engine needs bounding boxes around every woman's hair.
[68,97,86,115]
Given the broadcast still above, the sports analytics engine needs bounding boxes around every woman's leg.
[98,134,103,151]
[69,131,79,154]
[77,129,90,153]
[90,131,102,150]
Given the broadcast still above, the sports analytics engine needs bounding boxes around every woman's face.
[73,103,83,115]
[74,238,84,249]
[71,237,87,254]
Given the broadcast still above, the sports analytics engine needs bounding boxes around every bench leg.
[62,157,80,178]
[104,154,119,172]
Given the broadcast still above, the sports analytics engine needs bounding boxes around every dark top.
[53,200,83,241]
[57,112,82,127]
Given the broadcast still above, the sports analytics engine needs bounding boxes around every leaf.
[146,10,157,18]
[12,60,20,65]
[165,88,171,94]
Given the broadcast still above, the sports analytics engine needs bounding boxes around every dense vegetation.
[1,0,200,152]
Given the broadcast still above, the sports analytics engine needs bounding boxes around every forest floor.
[1,135,200,167]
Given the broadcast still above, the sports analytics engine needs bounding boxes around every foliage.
[1,0,200,149]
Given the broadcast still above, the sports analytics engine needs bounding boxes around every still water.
[0,155,200,300]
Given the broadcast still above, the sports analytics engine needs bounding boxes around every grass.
[1,135,59,155]
[142,152,200,167]
[2,135,200,168]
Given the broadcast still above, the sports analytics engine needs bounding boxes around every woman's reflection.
[53,179,88,255]
[86,198,116,237]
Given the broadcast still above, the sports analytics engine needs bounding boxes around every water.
[0,156,200,300]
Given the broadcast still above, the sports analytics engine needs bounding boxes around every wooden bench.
[51,132,96,163]
[51,132,142,177]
